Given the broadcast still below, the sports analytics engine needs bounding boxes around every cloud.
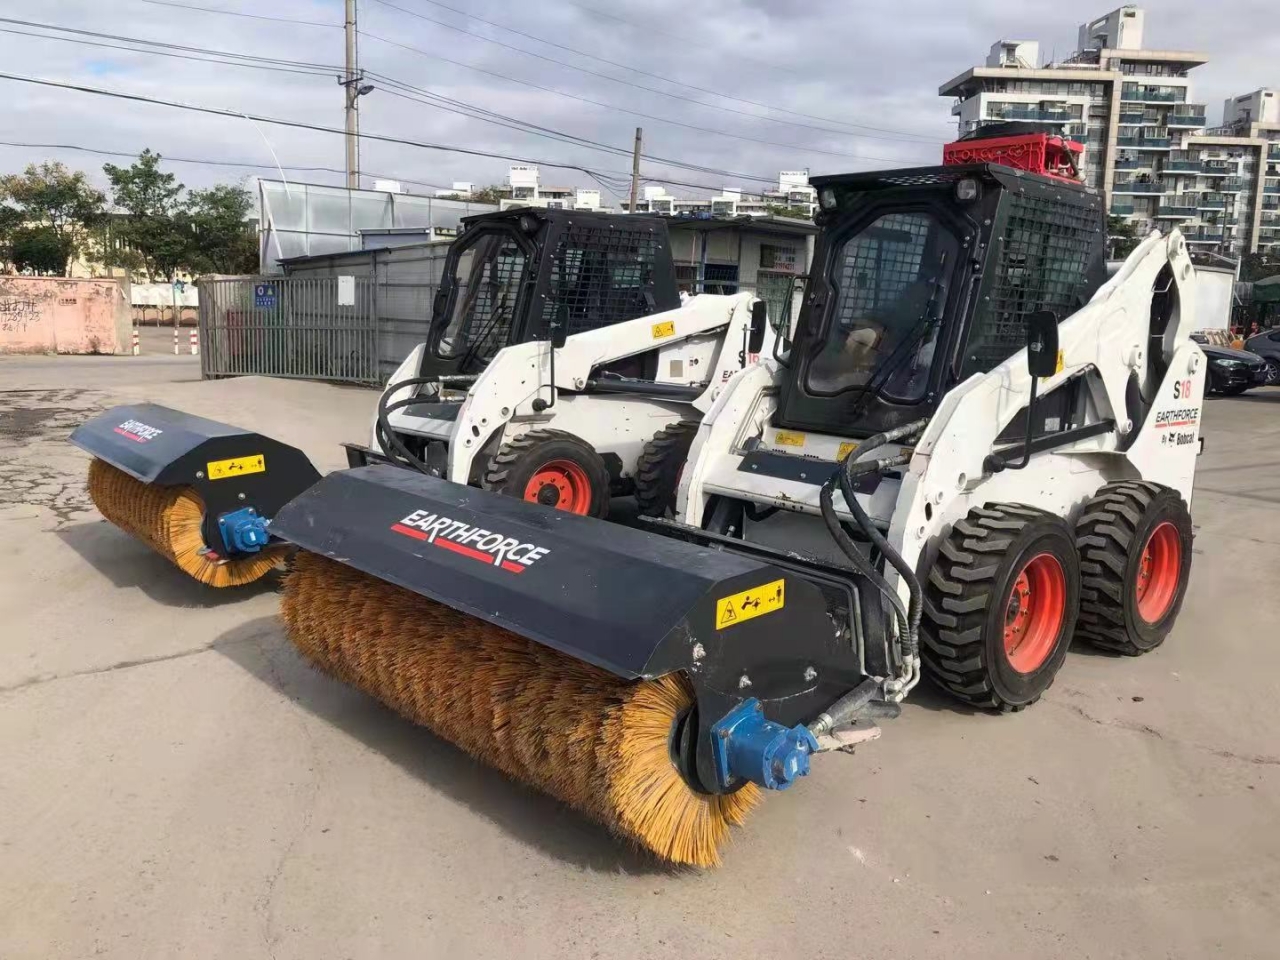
[1,0,1276,206]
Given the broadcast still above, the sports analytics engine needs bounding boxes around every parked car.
[1243,329,1280,384]
[1190,334,1271,395]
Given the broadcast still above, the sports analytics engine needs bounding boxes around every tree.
[183,183,258,275]
[456,184,503,204]
[765,203,813,221]
[1240,251,1280,283]
[10,226,70,274]
[103,149,189,280]
[0,161,105,275]
[1107,214,1141,260]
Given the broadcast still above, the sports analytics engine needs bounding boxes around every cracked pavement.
[0,351,1277,960]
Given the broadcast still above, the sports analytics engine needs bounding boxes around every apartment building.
[621,171,817,218]
[1217,89,1280,254]
[941,6,1272,256]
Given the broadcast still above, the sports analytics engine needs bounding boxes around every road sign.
[254,283,277,308]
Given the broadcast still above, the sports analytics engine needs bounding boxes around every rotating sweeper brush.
[71,404,321,587]
[270,465,902,867]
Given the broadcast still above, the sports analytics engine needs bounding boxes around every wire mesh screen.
[962,193,1099,377]
[831,213,930,324]
[538,223,663,335]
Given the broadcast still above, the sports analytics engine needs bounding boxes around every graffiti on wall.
[0,297,40,332]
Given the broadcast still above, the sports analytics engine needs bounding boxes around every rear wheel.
[1075,481,1193,656]
[482,429,611,518]
[635,421,699,517]
[921,504,1080,712]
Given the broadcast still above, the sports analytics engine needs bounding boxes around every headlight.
[819,187,838,211]
[954,178,981,202]
[1212,357,1244,368]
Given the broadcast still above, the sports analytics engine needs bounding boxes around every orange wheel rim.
[1003,553,1066,673]
[523,459,593,514]
[1135,521,1181,623]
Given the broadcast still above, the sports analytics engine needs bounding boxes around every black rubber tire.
[921,503,1081,712]
[1075,481,1193,656]
[481,428,611,518]
[1265,358,1280,385]
[634,421,699,517]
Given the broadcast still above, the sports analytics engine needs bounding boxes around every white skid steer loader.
[366,290,772,517]
[670,145,1205,713]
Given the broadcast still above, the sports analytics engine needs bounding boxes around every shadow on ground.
[215,615,673,877]
[56,520,282,608]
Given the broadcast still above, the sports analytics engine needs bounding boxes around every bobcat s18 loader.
[264,129,1205,866]
[68,205,774,583]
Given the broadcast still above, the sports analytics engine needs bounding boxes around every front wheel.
[921,504,1080,712]
[482,429,611,518]
[1265,358,1280,385]
[1075,481,1193,655]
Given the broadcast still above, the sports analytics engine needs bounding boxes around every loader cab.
[774,164,1108,437]
[423,208,680,376]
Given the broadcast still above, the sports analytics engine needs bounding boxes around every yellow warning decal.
[836,441,858,461]
[206,454,266,480]
[716,579,785,630]
[1055,349,1065,374]
[774,430,805,447]
[651,320,676,340]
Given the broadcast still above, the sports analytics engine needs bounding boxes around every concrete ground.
[1,351,1277,960]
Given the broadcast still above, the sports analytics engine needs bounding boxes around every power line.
[374,0,943,142]
[0,139,460,192]
[0,27,339,80]
[365,0,940,145]
[0,72,793,194]
[133,0,338,29]
[7,18,805,184]
[0,16,341,73]
[362,31,930,163]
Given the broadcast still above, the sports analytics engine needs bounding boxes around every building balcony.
[1113,157,1150,171]
[1163,160,1199,173]
[1184,231,1225,243]
[1219,179,1245,192]
[1110,203,1136,215]
[1198,199,1227,210]
[1200,164,1234,176]
[1156,205,1198,218]
[989,108,1074,122]
[1167,113,1207,128]
[1266,184,1280,194]
[1120,89,1182,103]
[1112,181,1166,194]
[1119,111,1148,125]
[1269,144,1280,160]
[1116,137,1172,149]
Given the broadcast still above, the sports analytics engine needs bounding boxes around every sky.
[1,0,1278,206]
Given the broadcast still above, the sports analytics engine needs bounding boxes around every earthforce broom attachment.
[272,465,902,866]
[71,403,321,587]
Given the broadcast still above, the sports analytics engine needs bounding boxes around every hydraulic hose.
[376,375,452,476]
[818,474,910,647]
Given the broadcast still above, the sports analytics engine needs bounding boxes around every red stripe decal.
[434,538,496,564]
[501,561,526,574]
[390,523,428,540]
[112,427,147,443]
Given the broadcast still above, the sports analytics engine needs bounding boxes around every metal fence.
[199,276,380,385]
[198,264,802,388]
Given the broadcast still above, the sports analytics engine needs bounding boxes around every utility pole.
[628,127,642,214]
[343,0,359,188]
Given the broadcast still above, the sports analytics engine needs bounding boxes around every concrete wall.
[0,277,130,355]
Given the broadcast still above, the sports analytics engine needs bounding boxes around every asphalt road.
[1,352,1277,959]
